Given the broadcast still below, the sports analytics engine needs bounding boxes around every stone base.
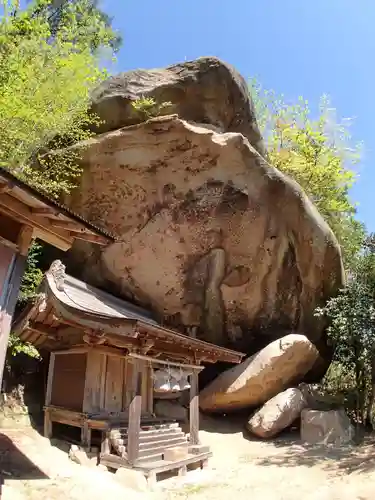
[164,446,189,461]
[301,408,354,446]
[189,444,210,455]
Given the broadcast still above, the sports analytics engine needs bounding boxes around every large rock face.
[64,58,344,355]
[90,56,266,157]
[199,334,319,413]
[247,387,307,438]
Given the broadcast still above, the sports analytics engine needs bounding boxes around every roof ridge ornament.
[48,260,66,291]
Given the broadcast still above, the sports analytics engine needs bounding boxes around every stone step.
[112,427,184,441]
[114,422,179,433]
[113,431,185,446]
[138,438,188,455]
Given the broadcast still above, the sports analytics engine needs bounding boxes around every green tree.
[316,242,375,425]
[249,79,364,268]
[0,0,119,197]
[0,0,120,359]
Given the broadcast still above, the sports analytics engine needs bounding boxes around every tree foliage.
[316,240,375,424]
[0,0,120,359]
[249,79,364,267]
[0,0,120,197]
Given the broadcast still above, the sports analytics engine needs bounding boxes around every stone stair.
[109,422,189,463]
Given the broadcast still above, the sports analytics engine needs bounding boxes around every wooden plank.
[50,353,87,411]
[104,355,124,412]
[83,350,106,413]
[85,345,127,359]
[189,372,200,445]
[127,359,142,465]
[45,352,56,406]
[46,406,85,427]
[54,346,89,355]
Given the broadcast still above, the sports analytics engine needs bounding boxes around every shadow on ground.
[241,432,375,476]
[0,432,48,480]
[201,412,375,476]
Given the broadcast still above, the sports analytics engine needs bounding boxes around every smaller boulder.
[301,408,354,445]
[68,445,91,467]
[247,388,307,438]
[154,399,188,421]
[115,467,148,492]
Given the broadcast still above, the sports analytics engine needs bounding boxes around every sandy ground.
[2,416,375,500]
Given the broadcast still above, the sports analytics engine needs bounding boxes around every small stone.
[68,445,91,466]
[115,467,148,492]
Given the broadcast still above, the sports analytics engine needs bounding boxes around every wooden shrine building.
[0,166,114,391]
[13,260,244,483]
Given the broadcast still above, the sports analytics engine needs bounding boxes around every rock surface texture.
[247,387,307,438]
[64,57,344,356]
[90,56,266,157]
[300,408,354,446]
[199,334,319,413]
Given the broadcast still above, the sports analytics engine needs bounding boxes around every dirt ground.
[2,416,375,500]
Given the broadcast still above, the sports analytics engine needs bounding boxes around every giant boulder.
[64,112,343,353]
[199,334,319,413]
[90,56,266,157]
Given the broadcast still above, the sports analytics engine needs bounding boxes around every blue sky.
[102,0,375,231]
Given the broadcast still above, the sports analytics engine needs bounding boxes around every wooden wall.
[82,350,153,415]
[50,353,87,411]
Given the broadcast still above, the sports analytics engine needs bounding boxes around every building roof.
[13,261,245,365]
[0,167,115,249]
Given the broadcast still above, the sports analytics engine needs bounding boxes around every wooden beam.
[31,207,60,217]
[0,193,74,251]
[51,220,87,232]
[71,232,110,245]
[127,358,142,465]
[128,352,204,371]
[54,346,89,355]
[17,224,34,256]
[189,372,200,445]
[0,235,18,252]
[0,181,13,194]
[27,322,62,340]
[89,345,127,358]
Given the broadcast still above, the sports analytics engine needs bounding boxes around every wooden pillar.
[189,371,200,445]
[44,352,55,438]
[127,359,142,465]
[0,253,27,391]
